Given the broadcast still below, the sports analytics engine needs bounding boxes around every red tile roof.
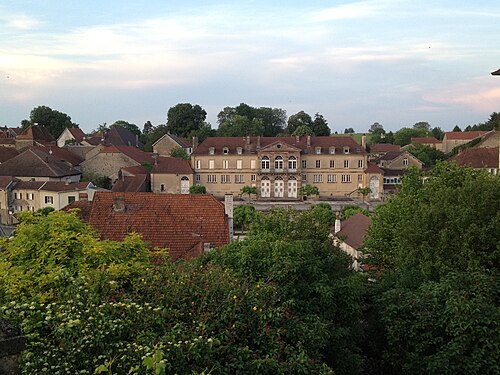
[0,147,20,163]
[39,181,92,192]
[112,175,148,192]
[0,176,17,189]
[365,162,384,174]
[192,136,366,156]
[411,137,441,144]
[336,213,372,250]
[444,131,488,140]
[450,147,499,169]
[31,145,84,167]
[151,157,193,174]
[68,127,86,142]
[67,192,230,261]
[16,125,54,142]
[379,151,403,161]
[368,143,401,153]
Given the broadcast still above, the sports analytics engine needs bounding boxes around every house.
[151,157,194,194]
[450,147,499,175]
[467,130,500,149]
[80,145,154,183]
[365,162,384,200]
[191,135,383,200]
[57,127,86,147]
[332,212,372,271]
[15,125,54,150]
[0,148,81,182]
[153,133,194,156]
[409,137,443,151]
[67,192,230,261]
[367,143,401,161]
[377,150,423,195]
[112,165,150,192]
[104,127,143,149]
[441,131,488,154]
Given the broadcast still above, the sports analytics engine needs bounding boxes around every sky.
[1,0,500,134]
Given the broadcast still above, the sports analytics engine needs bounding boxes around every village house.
[191,135,383,200]
[376,150,423,195]
[67,192,230,261]
[150,157,194,194]
[409,136,443,151]
[366,143,401,161]
[14,125,54,150]
[451,147,499,175]
[441,131,488,154]
[56,127,87,147]
[112,165,151,192]
[153,133,195,156]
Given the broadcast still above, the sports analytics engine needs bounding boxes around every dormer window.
[276,143,282,149]
[343,147,350,154]
[236,147,242,155]
[209,147,215,155]
[223,147,229,155]
[329,147,336,154]
[315,147,321,154]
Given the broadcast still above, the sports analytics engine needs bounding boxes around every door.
[287,179,297,198]
[274,179,284,198]
[180,176,190,194]
[261,178,270,198]
[369,176,379,199]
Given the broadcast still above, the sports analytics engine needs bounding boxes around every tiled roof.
[0,139,15,146]
[68,127,86,142]
[105,127,144,148]
[444,131,488,140]
[336,213,372,250]
[16,125,54,142]
[0,176,17,189]
[112,175,148,192]
[39,181,91,192]
[365,162,384,174]
[169,134,191,148]
[12,181,45,190]
[151,157,193,174]
[100,145,154,164]
[411,137,441,144]
[121,165,150,176]
[31,145,84,167]
[0,148,81,178]
[368,143,401,153]
[451,147,499,168]
[67,192,229,261]
[379,151,403,161]
[0,147,20,163]
[192,136,366,156]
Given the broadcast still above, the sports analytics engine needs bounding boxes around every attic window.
[209,147,215,155]
[236,147,242,155]
[276,144,282,149]
[329,147,336,154]
[343,147,350,154]
[223,147,229,154]
[315,147,321,154]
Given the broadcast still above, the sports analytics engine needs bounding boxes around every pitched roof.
[39,181,91,192]
[411,137,441,144]
[450,147,499,169]
[379,151,403,161]
[105,127,144,148]
[31,145,84,167]
[121,165,150,176]
[192,136,366,156]
[67,192,229,261]
[0,176,17,189]
[112,175,148,192]
[336,213,372,250]
[99,145,154,164]
[169,134,190,148]
[444,131,488,140]
[67,127,86,142]
[0,147,20,163]
[16,125,54,142]
[365,162,384,174]
[151,157,193,174]
[0,148,81,178]
[368,143,401,153]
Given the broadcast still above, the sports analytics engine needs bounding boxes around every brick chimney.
[192,136,198,150]
[307,135,311,147]
[113,196,126,212]
[256,136,261,149]
[361,134,367,149]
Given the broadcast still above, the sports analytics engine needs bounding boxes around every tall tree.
[143,120,154,134]
[413,121,431,132]
[287,111,313,135]
[110,120,141,136]
[369,122,384,133]
[311,113,331,136]
[22,105,76,139]
[166,103,207,138]
[430,126,444,140]
[452,125,462,132]
[393,127,428,146]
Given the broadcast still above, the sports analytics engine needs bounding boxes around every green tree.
[357,187,371,203]
[189,184,206,194]
[340,205,369,220]
[344,127,355,134]
[233,204,257,231]
[287,111,313,135]
[240,185,257,200]
[142,123,167,151]
[369,122,384,133]
[143,120,154,134]
[311,113,331,136]
[393,127,428,146]
[167,103,207,138]
[452,125,461,132]
[430,126,444,140]
[169,146,190,160]
[299,184,319,198]
[22,105,76,139]
[292,124,313,136]
[81,172,111,189]
[413,121,431,132]
[110,120,142,136]
[217,104,286,137]
[217,115,262,137]
[406,143,446,167]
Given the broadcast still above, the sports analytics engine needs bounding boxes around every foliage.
[233,205,257,231]
[464,111,500,131]
[406,143,446,167]
[167,103,207,138]
[189,184,206,194]
[357,187,371,202]
[287,111,313,135]
[110,120,141,137]
[299,184,319,197]
[340,205,369,220]
[430,126,444,140]
[393,127,428,146]
[35,206,55,216]
[452,125,461,132]
[311,113,331,136]
[141,162,153,171]
[412,121,430,132]
[169,146,190,160]
[22,105,75,139]
[217,115,263,137]
[369,122,384,133]
[141,124,167,152]
[82,172,111,189]
[240,185,257,199]
[292,124,313,136]
[142,120,154,134]
[344,128,355,134]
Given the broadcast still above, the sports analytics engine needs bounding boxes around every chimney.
[135,134,139,148]
[65,177,71,185]
[307,135,311,147]
[256,136,261,149]
[361,134,367,149]
[334,212,341,234]
[113,195,126,212]
[224,194,234,241]
[295,135,300,143]
[246,136,251,146]
[192,136,198,150]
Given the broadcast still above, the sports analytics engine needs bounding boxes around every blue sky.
[1,0,499,133]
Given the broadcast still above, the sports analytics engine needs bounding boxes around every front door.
[369,176,379,199]
[261,178,270,198]
[180,176,190,194]
[287,179,297,198]
[274,179,284,198]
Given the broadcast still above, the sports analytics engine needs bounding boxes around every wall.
[151,173,194,194]
[153,136,181,156]
[81,153,139,182]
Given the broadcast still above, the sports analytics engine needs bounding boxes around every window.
[341,174,351,183]
[28,206,35,212]
[195,159,201,169]
[313,174,323,183]
[315,147,321,154]
[223,159,229,169]
[209,147,215,155]
[343,147,350,154]
[223,147,229,155]
[315,160,321,168]
[236,147,242,155]
[301,160,307,169]
[195,175,201,182]
[288,156,297,170]
[68,196,76,204]
[221,175,230,183]
[207,175,217,183]
[344,160,349,168]
[235,175,244,183]
[301,174,307,182]
[209,160,214,169]
[275,156,283,170]
[160,184,165,192]
[236,159,242,169]
[329,147,336,154]
[327,174,337,183]
[329,160,335,168]
[251,174,256,182]
[45,196,54,204]
[250,160,256,169]
[403,158,409,166]
[27,193,34,200]
[358,174,363,182]
[358,159,363,168]
[261,156,270,170]
[14,192,22,199]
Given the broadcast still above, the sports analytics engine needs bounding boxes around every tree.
[189,184,206,194]
[292,124,313,136]
[430,126,444,140]
[143,120,154,134]
[110,120,141,136]
[368,127,386,144]
[240,185,257,200]
[217,104,286,137]
[22,105,76,139]
[311,113,331,136]
[344,127,355,134]
[340,205,369,220]
[413,121,431,132]
[233,204,257,231]
[287,111,312,135]
[142,124,167,151]
[166,103,207,138]
[169,146,190,160]
[217,115,262,137]
[452,125,462,132]
[393,127,428,146]
[357,187,371,203]
[299,184,319,198]
[369,122,384,133]
[406,143,446,167]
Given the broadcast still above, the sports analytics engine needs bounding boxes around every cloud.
[309,0,387,22]
[0,9,40,30]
